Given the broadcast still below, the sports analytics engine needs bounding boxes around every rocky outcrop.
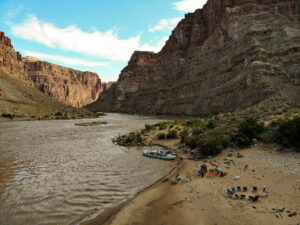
[0,32,28,81]
[24,58,103,107]
[87,0,300,115]
[0,32,105,108]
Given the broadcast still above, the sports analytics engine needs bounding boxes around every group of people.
[175,163,225,183]
[198,163,224,177]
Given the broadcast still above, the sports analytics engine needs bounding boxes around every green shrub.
[234,118,266,147]
[166,129,178,139]
[180,129,189,143]
[206,120,217,129]
[155,123,168,130]
[186,134,230,156]
[145,124,155,131]
[1,113,14,119]
[192,127,204,135]
[277,116,300,150]
[185,135,200,149]
[185,119,202,128]
[157,133,166,139]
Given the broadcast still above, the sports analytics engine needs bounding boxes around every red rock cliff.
[87,0,300,115]
[24,58,103,108]
[0,31,105,108]
[0,32,28,81]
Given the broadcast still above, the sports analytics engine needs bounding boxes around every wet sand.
[84,140,300,225]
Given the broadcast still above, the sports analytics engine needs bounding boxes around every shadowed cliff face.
[0,31,105,108]
[87,0,300,115]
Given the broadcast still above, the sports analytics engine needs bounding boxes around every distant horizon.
[0,0,207,82]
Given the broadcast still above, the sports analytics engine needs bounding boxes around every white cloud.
[11,15,142,61]
[139,37,169,53]
[23,50,109,67]
[5,5,24,20]
[174,0,207,12]
[149,17,183,32]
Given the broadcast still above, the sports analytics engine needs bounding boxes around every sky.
[0,0,207,82]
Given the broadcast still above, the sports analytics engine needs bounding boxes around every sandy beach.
[83,140,300,225]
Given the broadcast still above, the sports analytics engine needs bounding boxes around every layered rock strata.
[0,32,28,81]
[24,58,103,107]
[0,31,105,108]
[87,0,300,115]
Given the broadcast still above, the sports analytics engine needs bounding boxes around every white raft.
[143,150,176,160]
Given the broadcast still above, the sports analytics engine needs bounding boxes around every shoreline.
[82,140,184,225]
[82,140,300,225]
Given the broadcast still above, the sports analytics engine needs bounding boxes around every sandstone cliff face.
[0,32,27,81]
[0,32,105,108]
[87,0,300,115]
[24,58,103,108]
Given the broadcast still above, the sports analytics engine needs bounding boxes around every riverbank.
[83,140,300,225]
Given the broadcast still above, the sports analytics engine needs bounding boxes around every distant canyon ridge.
[0,32,110,108]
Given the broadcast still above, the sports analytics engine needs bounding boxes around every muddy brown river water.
[0,114,176,225]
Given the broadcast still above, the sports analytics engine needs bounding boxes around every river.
[0,113,176,225]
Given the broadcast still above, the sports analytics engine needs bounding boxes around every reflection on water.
[0,113,175,225]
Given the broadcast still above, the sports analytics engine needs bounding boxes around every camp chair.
[240,194,246,199]
[252,196,259,202]
[248,196,254,200]
[231,187,236,192]
[227,189,233,194]
[237,186,241,191]
[243,186,248,192]
[253,186,258,192]
[234,194,239,199]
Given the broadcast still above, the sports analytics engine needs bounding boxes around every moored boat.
[143,150,176,160]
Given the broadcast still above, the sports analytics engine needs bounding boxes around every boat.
[143,150,176,160]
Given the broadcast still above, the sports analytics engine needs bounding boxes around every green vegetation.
[166,129,178,139]
[145,124,156,131]
[1,113,15,119]
[116,112,300,155]
[124,133,144,144]
[277,116,300,150]
[179,129,189,143]
[185,119,202,128]
[234,118,267,147]
[206,120,217,129]
[157,133,166,139]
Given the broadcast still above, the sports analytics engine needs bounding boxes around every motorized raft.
[143,150,176,160]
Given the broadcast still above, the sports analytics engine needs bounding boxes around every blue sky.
[0,0,207,81]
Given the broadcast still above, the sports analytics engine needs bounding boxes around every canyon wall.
[24,57,103,107]
[0,31,105,108]
[0,32,28,81]
[87,0,300,115]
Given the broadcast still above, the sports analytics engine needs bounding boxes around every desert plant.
[157,133,166,139]
[145,124,155,131]
[185,119,202,128]
[276,116,300,150]
[234,118,266,147]
[1,113,14,119]
[180,129,189,143]
[206,120,217,129]
[166,129,178,139]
